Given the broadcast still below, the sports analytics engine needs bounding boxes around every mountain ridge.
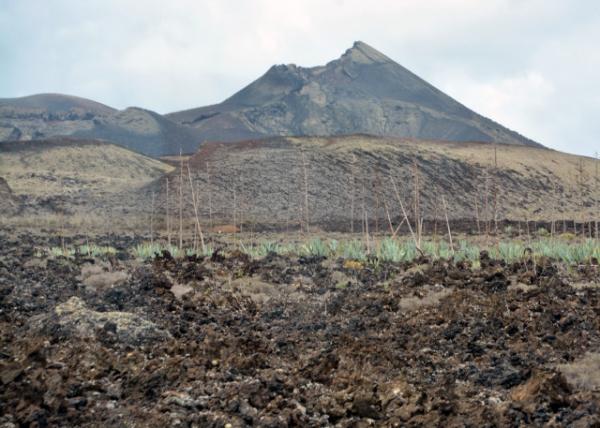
[0,42,542,156]
[0,94,203,156]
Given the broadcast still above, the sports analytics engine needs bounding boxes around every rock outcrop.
[31,297,171,345]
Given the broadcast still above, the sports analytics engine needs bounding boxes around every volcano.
[168,41,540,147]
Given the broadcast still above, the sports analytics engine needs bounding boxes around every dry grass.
[0,142,172,197]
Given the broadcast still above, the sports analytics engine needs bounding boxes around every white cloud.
[0,0,599,155]
[438,71,556,144]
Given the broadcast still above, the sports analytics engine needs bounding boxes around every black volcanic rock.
[0,94,203,156]
[168,41,541,147]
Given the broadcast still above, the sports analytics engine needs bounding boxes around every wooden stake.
[179,150,183,249]
[350,153,357,233]
[551,180,557,237]
[150,191,155,246]
[206,161,213,228]
[301,149,310,234]
[391,175,422,253]
[233,186,237,232]
[186,163,206,253]
[383,197,394,235]
[166,177,171,246]
[474,194,481,235]
[492,145,498,234]
[442,195,454,255]
[484,169,489,237]
[594,152,600,239]
[413,159,421,246]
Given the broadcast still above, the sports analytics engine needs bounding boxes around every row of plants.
[36,244,117,258]
[37,237,600,266]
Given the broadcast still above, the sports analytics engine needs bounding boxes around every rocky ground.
[2,231,600,427]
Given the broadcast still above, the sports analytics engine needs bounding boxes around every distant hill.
[0,94,202,156]
[0,93,116,115]
[154,135,594,230]
[0,137,172,220]
[168,41,541,147]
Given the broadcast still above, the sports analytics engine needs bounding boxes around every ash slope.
[169,41,541,147]
[0,94,203,157]
[0,137,172,221]
[171,135,592,229]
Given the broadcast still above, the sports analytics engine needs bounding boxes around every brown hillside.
[0,138,172,228]
[162,135,598,230]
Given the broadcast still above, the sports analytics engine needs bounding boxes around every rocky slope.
[0,94,202,156]
[3,135,595,231]
[168,41,541,147]
[159,135,596,230]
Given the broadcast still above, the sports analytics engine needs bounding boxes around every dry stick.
[492,145,498,234]
[383,197,395,235]
[577,158,584,236]
[392,217,407,238]
[166,177,171,247]
[484,169,490,237]
[382,190,406,238]
[413,159,421,246]
[441,195,454,255]
[195,184,203,250]
[374,172,381,235]
[432,197,439,238]
[474,194,481,235]
[551,180,557,237]
[374,183,380,235]
[238,174,244,234]
[232,186,237,232]
[594,152,600,239]
[206,161,213,228]
[192,221,197,252]
[361,182,365,243]
[186,164,206,253]
[286,172,291,234]
[150,191,155,246]
[433,164,440,239]
[390,176,422,254]
[362,183,371,254]
[301,149,310,234]
[179,150,183,249]
[562,187,567,233]
[350,153,357,233]
[59,177,65,252]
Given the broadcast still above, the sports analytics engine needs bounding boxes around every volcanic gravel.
[1,232,600,427]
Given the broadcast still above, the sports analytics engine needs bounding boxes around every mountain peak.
[339,41,391,65]
[168,42,541,149]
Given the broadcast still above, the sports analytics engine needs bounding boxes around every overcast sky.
[1,0,599,155]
